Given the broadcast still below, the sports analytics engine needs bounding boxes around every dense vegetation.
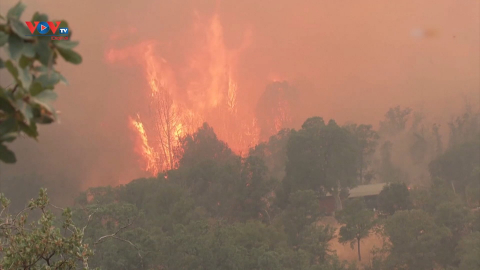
[1,2,480,270]
[4,111,478,269]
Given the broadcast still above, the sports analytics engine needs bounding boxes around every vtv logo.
[25,21,61,34]
[25,21,69,40]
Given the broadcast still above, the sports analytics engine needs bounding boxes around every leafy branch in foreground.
[0,189,94,269]
[0,2,82,163]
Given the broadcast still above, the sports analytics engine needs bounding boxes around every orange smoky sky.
[0,0,478,188]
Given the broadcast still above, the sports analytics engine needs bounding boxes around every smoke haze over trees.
[0,0,478,191]
[0,0,479,269]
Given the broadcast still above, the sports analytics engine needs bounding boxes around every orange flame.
[108,12,266,175]
[129,115,159,176]
[144,43,186,171]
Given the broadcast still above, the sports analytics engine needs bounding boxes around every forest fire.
[107,13,292,176]
[129,115,159,176]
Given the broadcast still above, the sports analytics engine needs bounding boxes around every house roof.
[348,183,387,198]
[324,183,387,198]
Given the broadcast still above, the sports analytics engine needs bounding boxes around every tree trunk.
[333,190,343,211]
[334,180,343,211]
[357,237,361,261]
[359,154,364,184]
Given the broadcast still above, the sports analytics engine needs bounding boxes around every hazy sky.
[0,0,478,189]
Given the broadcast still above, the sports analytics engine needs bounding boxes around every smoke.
[411,28,438,39]
[0,0,478,195]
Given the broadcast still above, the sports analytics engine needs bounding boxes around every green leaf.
[33,65,49,73]
[7,2,26,20]
[5,60,19,81]
[0,117,18,135]
[31,90,57,119]
[19,121,38,138]
[18,66,32,89]
[0,32,8,46]
[32,12,48,22]
[56,47,82,64]
[22,43,35,57]
[19,55,32,68]
[35,37,53,66]
[7,34,24,60]
[34,90,57,103]
[16,99,33,124]
[35,73,60,89]
[9,19,34,40]
[29,82,44,96]
[54,40,79,50]
[0,97,16,114]
[0,132,17,142]
[58,72,69,85]
[0,58,4,69]
[0,144,16,163]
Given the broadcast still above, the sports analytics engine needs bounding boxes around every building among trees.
[320,183,387,215]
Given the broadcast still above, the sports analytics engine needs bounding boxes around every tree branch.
[111,235,144,268]
[93,219,132,246]
[93,219,144,268]
[81,210,96,235]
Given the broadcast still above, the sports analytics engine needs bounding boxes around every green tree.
[344,124,379,184]
[282,190,321,246]
[433,200,471,268]
[249,128,291,182]
[235,154,275,222]
[409,132,428,164]
[432,123,443,156]
[177,123,243,218]
[0,2,82,163]
[377,182,412,215]
[0,189,93,269]
[456,231,480,270]
[179,123,236,168]
[383,209,451,269]
[434,201,470,238]
[298,224,335,265]
[429,139,480,200]
[74,184,158,269]
[466,166,480,207]
[447,107,480,147]
[378,106,412,136]
[158,220,286,270]
[410,178,459,214]
[335,198,375,261]
[0,3,90,269]
[284,118,359,210]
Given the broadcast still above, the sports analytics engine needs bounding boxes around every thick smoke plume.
[0,0,478,195]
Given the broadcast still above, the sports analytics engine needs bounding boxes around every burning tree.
[145,44,185,172]
[255,81,297,141]
[110,13,261,176]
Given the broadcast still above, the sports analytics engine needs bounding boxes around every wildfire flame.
[129,115,159,176]
[108,12,286,176]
